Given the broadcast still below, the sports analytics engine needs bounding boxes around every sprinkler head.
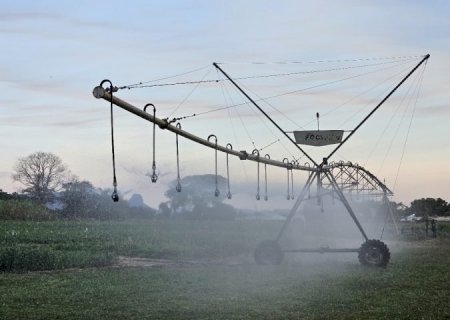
[227,192,232,200]
[214,189,220,197]
[176,183,182,192]
[256,194,260,201]
[151,173,158,183]
[111,191,119,202]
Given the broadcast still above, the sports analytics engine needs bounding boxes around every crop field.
[1,219,449,319]
[0,219,280,271]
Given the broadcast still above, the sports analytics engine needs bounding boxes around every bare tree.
[12,152,69,204]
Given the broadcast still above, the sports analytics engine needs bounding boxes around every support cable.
[336,63,419,131]
[259,139,281,152]
[219,72,258,150]
[218,71,252,184]
[326,54,430,162]
[125,57,417,90]
[172,59,418,124]
[118,65,211,89]
[240,81,306,130]
[120,59,413,90]
[373,64,423,173]
[168,67,213,119]
[214,62,318,166]
[393,61,427,191]
[233,80,298,159]
[218,55,423,65]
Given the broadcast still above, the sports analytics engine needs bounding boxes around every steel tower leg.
[276,171,317,242]
[324,171,369,241]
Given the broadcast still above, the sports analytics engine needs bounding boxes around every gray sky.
[1,0,449,209]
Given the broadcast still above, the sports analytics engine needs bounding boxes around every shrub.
[0,199,52,221]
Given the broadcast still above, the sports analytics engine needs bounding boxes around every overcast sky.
[1,0,449,209]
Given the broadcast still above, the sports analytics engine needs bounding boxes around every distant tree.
[60,179,98,218]
[0,189,23,201]
[126,193,156,218]
[389,201,409,220]
[94,188,156,219]
[163,174,236,219]
[207,201,237,220]
[410,198,449,217]
[0,189,9,200]
[128,193,146,208]
[158,201,171,218]
[12,152,69,204]
[60,180,155,220]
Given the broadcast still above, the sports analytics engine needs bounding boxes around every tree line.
[3,151,237,220]
[394,198,450,218]
[2,152,156,220]
[2,151,448,221]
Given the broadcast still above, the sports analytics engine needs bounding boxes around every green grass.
[438,221,450,236]
[0,219,449,319]
[0,199,51,221]
[0,242,449,319]
[0,219,281,271]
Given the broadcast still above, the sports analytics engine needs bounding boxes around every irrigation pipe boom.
[92,85,316,172]
[92,84,398,193]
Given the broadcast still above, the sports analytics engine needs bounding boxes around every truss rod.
[326,54,430,161]
[213,62,318,167]
[276,171,317,242]
[329,162,393,195]
[92,85,316,172]
[324,170,369,241]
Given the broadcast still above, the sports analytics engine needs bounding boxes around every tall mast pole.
[213,62,318,167]
[325,54,430,162]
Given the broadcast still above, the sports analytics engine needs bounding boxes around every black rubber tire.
[254,240,284,265]
[358,239,390,268]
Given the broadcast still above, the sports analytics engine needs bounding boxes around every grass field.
[1,219,449,319]
[0,219,280,271]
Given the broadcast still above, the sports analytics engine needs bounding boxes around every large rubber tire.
[358,239,390,267]
[254,240,284,265]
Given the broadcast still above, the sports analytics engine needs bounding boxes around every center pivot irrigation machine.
[93,54,430,267]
